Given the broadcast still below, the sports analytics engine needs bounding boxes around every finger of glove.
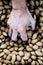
[11,28,18,41]
[18,27,27,41]
[27,8,36,30]
[8,27,12,37]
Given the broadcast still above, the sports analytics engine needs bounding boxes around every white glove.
[7,0,36,41]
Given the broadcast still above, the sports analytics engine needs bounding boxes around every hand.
[7,9,36,41]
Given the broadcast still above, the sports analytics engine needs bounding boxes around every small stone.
[40,1,43,5]
[38,59,43,65]
[9,48,14,52]
[31,55,36,60]
[17,55,21,61]
[0,6,4,10]
[33,45,38,50]
[12,51,18,56]
[6,42,10,46]
[41,33,43,36]
[18,39,22,44]
[40,17,43,22]
[14,47,18,51]
[2,38,5,42]
[39,7,43,11]
[23,56,29,60]
[0,49,2,53]
[6,55,11,60]
[12,54,16,62]
[0,39,2,43]
[21,59,25,65]
[5,28,9,33]
[25,52,30,57]
[4,60,11,64]
[32,39,38,44]
[14,44,18,47]
[35,51,42,56]
[0,1,3,5]
[27,31,32,38]
[40,11,43,16]
[35,9,39,15]
[0,44,7,49]
[26,46,32,51]
[19,51,24,57]
[28,59,32,63]
[7,46,10,49]
[1,15,5,20]
[0,31,2,36]
[34,14,36,20]
[10,42,14,46]
[4,5,10,8]
[3,49,10,55]
[31,61,36,65]
[0,62,2,65]
[31,51,36,55]
[0,52,5,57]
[0,58,1,60]
[40,23,43,27]
[18,47,24,51]
[38,57,43,61]
[0,35,4,39]
[3,0,8,4]
[3,10,6,14]
[3,55,7,59]
[36,61,39,65]
[0,11,2,15]
[37,49,41,51]
[7,14,10,18]
[15,61,19,65]
[42,48,43,52]
[36,1,39,6]
[36,42,42,47]
[41,26,43,31]
[3,32,7,36]
[3,64,6,65]
[41,39,43,43]
[1,27,5,31]
[30,1,35,6]
[28,39,31,43]
[7,10,10,14]
[32,33,38,39]
[29,44,33,48]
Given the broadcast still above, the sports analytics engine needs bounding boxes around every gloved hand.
[7,8,36,41]
[7,0,36,41]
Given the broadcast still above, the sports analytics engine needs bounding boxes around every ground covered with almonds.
[0,0,43,65]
